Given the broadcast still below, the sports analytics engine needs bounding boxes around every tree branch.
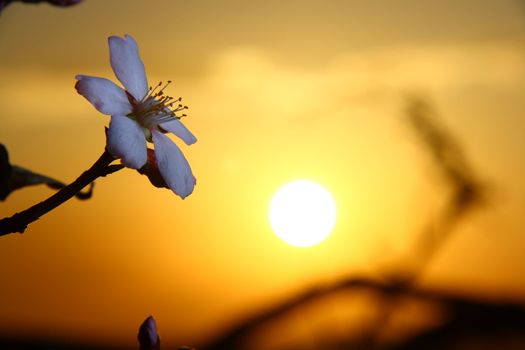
[0,150,122,236]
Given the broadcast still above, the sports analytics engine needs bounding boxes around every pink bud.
[137,149,169,189]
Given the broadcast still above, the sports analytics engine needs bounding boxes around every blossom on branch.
[75,35,197,199]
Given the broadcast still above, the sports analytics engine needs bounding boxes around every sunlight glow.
[269,180,337,247]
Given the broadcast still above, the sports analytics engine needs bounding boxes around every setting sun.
[269,180,337,247]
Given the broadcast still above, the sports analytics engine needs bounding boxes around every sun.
[269,180,337,247]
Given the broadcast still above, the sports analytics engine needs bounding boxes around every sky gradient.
[1,0,525,347]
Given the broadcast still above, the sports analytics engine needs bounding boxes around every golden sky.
[1,0,525,347]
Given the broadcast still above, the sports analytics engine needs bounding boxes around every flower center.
[128,80,188,130]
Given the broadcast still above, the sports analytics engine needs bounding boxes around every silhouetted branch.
[0,149,123,236]
[1,144,96,201]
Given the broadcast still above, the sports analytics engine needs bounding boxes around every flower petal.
[107,115,147,169]
[152,130,195,199]
[159,119,197,145]
[108,34,148,101]
[75,75,132,115]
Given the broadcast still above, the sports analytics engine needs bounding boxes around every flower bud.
[137,149,169,189]
[138,315,160,350]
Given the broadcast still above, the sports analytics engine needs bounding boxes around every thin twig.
[0,150,122,236]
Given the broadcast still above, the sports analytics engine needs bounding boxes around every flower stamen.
[130,81,190,129]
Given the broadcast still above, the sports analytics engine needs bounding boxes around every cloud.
[195,41,525,126]
[2,40,524,129]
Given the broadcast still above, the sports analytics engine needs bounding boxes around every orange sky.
[1,0,525,347]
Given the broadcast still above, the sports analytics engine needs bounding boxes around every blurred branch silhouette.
[0,0,82,13]
[403,98,488,281]
[201,97,524,350]
[204,277,525,350]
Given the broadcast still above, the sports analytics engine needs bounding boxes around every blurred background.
[1,0,525,348]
